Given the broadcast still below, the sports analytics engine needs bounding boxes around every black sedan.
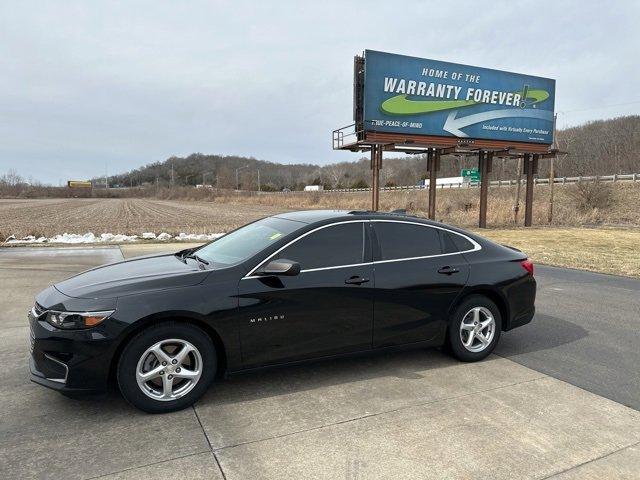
[29,210,536,413]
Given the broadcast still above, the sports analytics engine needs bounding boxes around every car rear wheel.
[447,295,501,362]
[117,322,216,413]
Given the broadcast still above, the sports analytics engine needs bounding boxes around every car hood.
[54,254,209,299]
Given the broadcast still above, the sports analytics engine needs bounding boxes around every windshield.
[194,217,303,268]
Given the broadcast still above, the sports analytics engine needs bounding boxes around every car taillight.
[521,259,534,276]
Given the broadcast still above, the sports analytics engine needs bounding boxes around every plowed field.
[0,198,290,238]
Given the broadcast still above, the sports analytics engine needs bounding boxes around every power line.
[558,100,640,115]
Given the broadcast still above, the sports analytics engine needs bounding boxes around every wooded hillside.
[104,115,638,191]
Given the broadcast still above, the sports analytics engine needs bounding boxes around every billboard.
[67,180,92,188]
[362,50,555,144]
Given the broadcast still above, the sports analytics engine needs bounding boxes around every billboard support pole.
[513,156,524,224]
[478,150,492,228]
[370,145,381,211]
[524,154,537,227]
[548,113,558,224]
[376,146,382,210]
[427,149,439,220]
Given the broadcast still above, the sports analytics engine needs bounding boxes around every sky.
[1,0,639,185]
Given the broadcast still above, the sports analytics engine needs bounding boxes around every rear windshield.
[195,217,303,268]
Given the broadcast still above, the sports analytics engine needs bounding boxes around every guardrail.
[301,173,639,194]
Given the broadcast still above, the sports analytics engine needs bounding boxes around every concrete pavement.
[1,244,639,479]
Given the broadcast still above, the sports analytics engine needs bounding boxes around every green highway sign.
[461,168,480,182]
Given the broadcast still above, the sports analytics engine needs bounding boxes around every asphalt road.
[496,264,640,410]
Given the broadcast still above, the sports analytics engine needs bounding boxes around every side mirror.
[260,259,301,276]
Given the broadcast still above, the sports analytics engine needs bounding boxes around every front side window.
[275,222,365,270]
[196,217,303,268]
[374,222,441,261]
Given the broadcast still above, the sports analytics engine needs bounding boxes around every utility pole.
[548,113,557,224]
[156,176,159,194]
[513,157,523,224]
[235,165,249,190]
[257,170,261,192]
[170,163,174,188]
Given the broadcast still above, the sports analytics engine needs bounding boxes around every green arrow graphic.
[380,89,550,116]
[381,96,475,115]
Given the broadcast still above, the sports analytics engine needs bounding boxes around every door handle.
[437,266,459,275]
[345,276,370,285]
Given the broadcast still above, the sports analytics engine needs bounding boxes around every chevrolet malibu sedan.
[29,210,536,413]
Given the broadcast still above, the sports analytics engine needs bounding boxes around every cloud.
[0,0,638,183]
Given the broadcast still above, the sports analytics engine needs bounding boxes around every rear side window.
[449,232,475,252]
[439,230,459,254]
[374,222,441,260]
[276,222,365,270]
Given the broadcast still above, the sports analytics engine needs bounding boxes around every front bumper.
[28,310,119,395]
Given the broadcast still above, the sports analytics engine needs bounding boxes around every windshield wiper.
[175,247,211,268]
[184,253,209,265]
[175,248,193,263]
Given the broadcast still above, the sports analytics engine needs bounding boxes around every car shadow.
[197,346,483,408]
[495,313,589,357]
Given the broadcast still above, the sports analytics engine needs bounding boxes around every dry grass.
[212,182,640,228]
[474,227,640,278]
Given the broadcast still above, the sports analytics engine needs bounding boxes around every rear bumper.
[506,306,535,330]
[503,273,536,331]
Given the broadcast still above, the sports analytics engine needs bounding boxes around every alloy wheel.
[135,338,203,401]
[459,306,496,353]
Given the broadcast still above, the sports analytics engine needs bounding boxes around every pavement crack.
[193,405,228,480]
[82,451,209,480]
[537,439,640,480]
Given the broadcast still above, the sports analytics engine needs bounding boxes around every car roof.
[274,210,353,223]
[274,209,437,225]
[272,209,483,241]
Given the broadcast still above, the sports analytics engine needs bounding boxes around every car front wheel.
[447,295,501,362]
[117,322,216,413]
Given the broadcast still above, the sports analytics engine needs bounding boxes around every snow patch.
[175,232,223,241]
[3,232,224,244]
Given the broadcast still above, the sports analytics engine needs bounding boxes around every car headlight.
[44,310,115,329]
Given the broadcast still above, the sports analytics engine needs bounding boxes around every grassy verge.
[474,227,640,278]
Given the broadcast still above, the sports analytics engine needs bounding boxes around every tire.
[117,322,216,413]
[447,295,502,362]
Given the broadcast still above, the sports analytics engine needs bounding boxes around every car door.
[371,221,471,348]
[237,221,374,368]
